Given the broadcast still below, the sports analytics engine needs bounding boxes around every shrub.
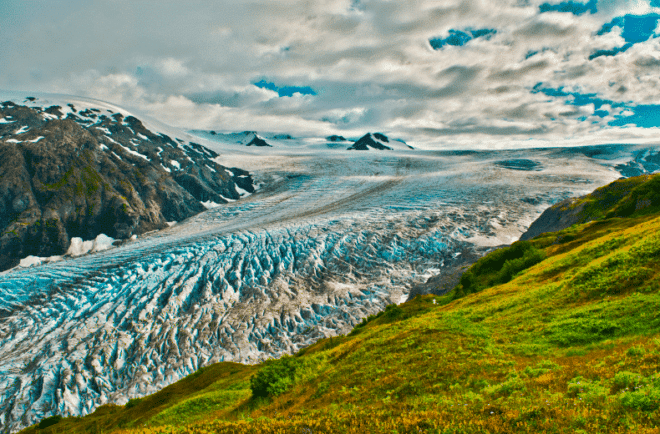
[613,371,645,391]
[250,355,301,398]
[383,303,404,320]
[125,398,142,409]
[626,346,646,357]
[454,241,545,298]
[618,388,660,412]
[567,377,609,403]
[549,317,620,346]
[484,374,525,396]
[523,360,560,378]
[38,415,62,429]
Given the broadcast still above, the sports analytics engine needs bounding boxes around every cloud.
[1,0,660,148]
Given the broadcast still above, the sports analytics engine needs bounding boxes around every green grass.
[23,174,660,434]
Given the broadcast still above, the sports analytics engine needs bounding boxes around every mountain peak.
[347,133,392,150]
[246,136,272,147]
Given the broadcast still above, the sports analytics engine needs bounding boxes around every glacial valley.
[0,97,656,432]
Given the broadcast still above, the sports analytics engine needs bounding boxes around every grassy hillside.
[23,175,660,434]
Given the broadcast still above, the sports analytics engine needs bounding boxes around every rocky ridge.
[0,99,254,270]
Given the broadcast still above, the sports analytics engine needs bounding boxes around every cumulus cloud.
[1,0,660,148]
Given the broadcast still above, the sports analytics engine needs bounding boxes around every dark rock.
[273,134,293,140]
[406,245,494,300]
[373,133,389,142]
[246,136,272,147]
[0,102,255,270]
[519,197,585,241]
[326,135,347,142]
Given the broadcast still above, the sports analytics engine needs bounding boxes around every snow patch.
[0,117,15,124]
[137,133,149,141]
[170,160,181,170]
[28,136,44,143]
[41,112,59,121]
[6,139,21,144]
[236,185,251,197]
[95,127,112,135]
[118,144,150,161]
[14,126,28,135]
[202,201,223,209]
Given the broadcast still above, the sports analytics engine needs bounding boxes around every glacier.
[0,137,656,431]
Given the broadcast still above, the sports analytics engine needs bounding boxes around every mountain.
[22,172,660,434]
[0,98,254,270]
[347,133,413,150]
[246,136,272,147]
[196,131,273,147]
[347,133,392,150]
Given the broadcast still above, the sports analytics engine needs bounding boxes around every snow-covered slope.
[0,96,655,432]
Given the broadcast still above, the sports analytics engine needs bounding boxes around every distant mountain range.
[0,98,255,270]
[191,130,414,150]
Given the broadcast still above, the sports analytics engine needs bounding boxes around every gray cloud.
[1,0,658,148]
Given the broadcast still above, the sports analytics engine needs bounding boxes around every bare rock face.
[0,100,255,270]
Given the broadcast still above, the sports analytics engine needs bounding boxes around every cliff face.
[0,100,254,270]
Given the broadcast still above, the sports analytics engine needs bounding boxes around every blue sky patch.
[430,28,496,49]
[254,80,317,97]
[532,83,660,128]
[598,14,660,44]
[589,44,632,60]
[590,14,660,60]
[609,105,660,128]
[539,0,597,15]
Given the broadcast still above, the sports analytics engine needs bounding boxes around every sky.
[2,0,660,148]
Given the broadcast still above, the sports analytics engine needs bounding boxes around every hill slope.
[0,99,254,270]
[520,174,660,240]
[21,173,660,433]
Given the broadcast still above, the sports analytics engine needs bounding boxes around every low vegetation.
[22,175,660,433]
